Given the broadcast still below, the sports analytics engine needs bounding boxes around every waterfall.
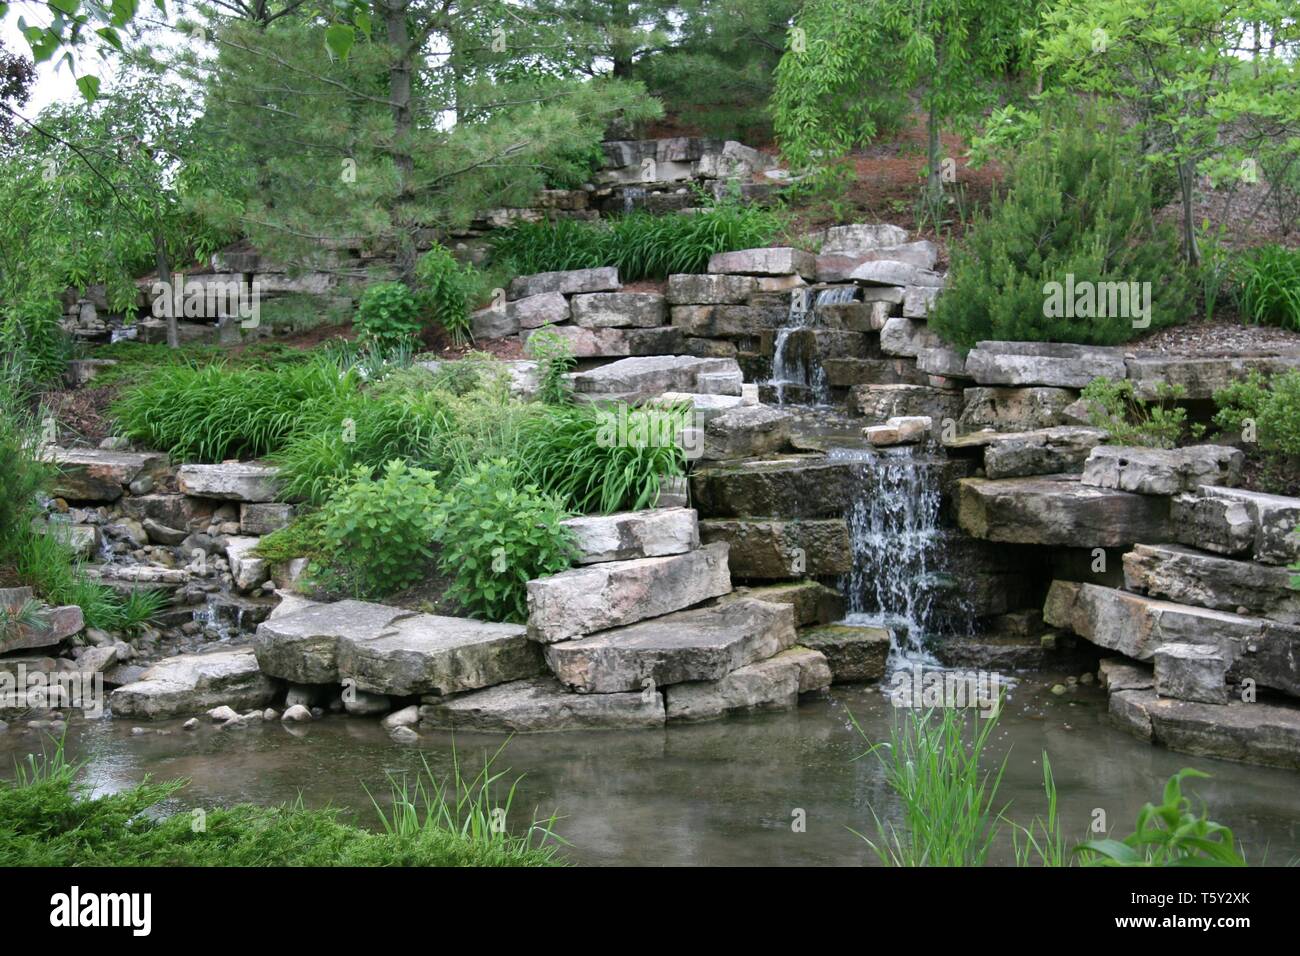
[831,444,968,663]
[621,186,647,215]
[767,286,857,406]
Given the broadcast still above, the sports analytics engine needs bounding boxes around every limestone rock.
[177,462,281,502]
[561,507,699,564]
[701,405,793,461]
[848,260,944,287]
[526,542,732,643]
[1196,486,1300,566]
[240,503,294,535]
[864,416,931,446]
[1122,543,1300,624]
[819,223,909,255]
[1081,445,1244,495]
[45,447,169,502]
[665,273,758,305]
[664,647,830,721]
[707,247,815,278]
[519,324,681,358]
[854,384,962,427]
[964,341,1127,388]
[420,677,664,732]
[958,386,1080,432]
[971,427,1110,479]
[568,355,739,403]
[254,600,411,684]
[1154,643,1229,704]
[1109,690,1300,770]
[110,647,276,719]
[570,292,666,329]
[958,475,1170,547]
[879,317,943,357]
[725,581,845,627]
[698,518,850,578]
[797,624,890,682]
[1125,352,1300,401]
[690,458,855,518]
[507,267,620,299]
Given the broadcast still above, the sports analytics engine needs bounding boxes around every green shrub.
[930,108,1190,349]
[1214,370,1300,491]
[1081,378,1204,449]
[112,358,355,462]
[433,459,574,623]
[490,202,782,280]
[414,245,482,344]
[0,361,51,553]
[525,325,576,405]
[519,403,691,514]
[1235,244,1300,331]
[316,460,445,597]
[355,282,423,350]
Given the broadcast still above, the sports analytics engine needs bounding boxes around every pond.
[4,671,1297,866]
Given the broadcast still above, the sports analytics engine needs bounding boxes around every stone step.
[1124,351,1300,401]
[110,647,277,719]
[958,475,1171,547]
[1043,580,1300,697]
[1123,543,1300,624]
[796,624,889,682]
[724,581,845,627]
[964,341,1127,388]
[526,541,732,644]
[545,597,795,694]
[43,446,170,502]
[691,456,856,518]
[666,273,759,305]
[853,383,963,425]
[698,405,793,461]
[254,600,541,696]
[707,247,815,278]
[507,266,620,300]
[1109,688,1300,770]
[419,677,664,732]
[570,292,666,329]
[520,325,682,358]
[1171,485,1300,566]
[176,462,281,502]
[1081,445,1243,495]
[670,302,788,337]
[567,354,739,403]
[944,427,1109,479]
[664,646,831,721]
[699,518,850,579]
[562,507,699,564]
[958,386,1081,432]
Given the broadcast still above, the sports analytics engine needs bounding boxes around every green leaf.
[75,75,101,101]
[325,24,355,60]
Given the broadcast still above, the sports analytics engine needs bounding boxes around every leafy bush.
[355,282,423,350]
[1076,769,1245,866]
[1214,370,1300,493]
[1235,244,1300,331]
[433,459,575,623]
[525,325,576,405]
[1080,378,1204,449]
[0,361,51,552]
[930,109,1190,348]
[490,202,782,280]
[112,358,354,462]
[316,460,445,597]
[519,403,691,514]
[414,245,482,344]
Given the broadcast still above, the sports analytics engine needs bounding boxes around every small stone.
[389,725,420,745]
[262,708,279,721]
[1079,672,1095,686]
[131,726,147,736]
[1050,683,1067,696]
[281,704,312,722]
[206,705,240,723]
[381,705,420,731]
[310,706,325,719]
[183,718,198,730]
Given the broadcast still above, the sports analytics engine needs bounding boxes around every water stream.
[767,286,856,406]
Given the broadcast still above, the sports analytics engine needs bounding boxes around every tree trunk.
[154,232,178,349]
[1178,160,1200,267]
[612,0,634,78]
[382,0,417,284]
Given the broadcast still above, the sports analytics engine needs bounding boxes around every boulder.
[821,356,931,387]
[848,260,945,287]
[142,517,187,546]
[797,623,890,682]
[507,267,620,299]
[519,324,682,358]
[816,243,939,283]
[902,286,941,318]
[544,597,795,693]
[648,391,747,426]
[45,447,169,502]
[1081,445,1244,496]
[698,518,851,578]
[177,462,281,502]
[0,599,84,654]
[1169,492,1256,558]
[1098,658,1154,692]
[1109,690,1300,769]
[964,341,1127,388]
[915,346,967,378]
[526,541,732,643]
[34,520,99,558]
[958,387,1080,432]
[879,317,943,357]
[343,688,392,716]
[224,536,269,591]
[725,581,845,627]
[864,416,931,446]
[570,292,666,329]
[701,406,793,461]
[706,247,816,278]
[419,677,664,732]
[958,475,1170,547]
[664,647,830,721]
[691,458,855,518]
[952,426,1109,479]
[120,493,213,531]
[665,273,758,305]
[337,614,543,697]
[254,600,411,684]
[568,355,739,403]
[239,502,294,535]
[1125,352,1300,401]
[1194,486,1300,566]
[817,300,893,332]
[670,303,788,337]
[1123,543,1300,625]
[110,647,276,719]
[854,384,962,428]
[819,224,909,255]
[1154,643,1229,704]
[561,507,699,564]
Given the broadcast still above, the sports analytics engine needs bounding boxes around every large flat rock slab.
[665,273,758,305]
[1123,543,1300,625]
[1109,689,1300,769]
[1125,351,1300,401]
[945,427,1109,479]
[964,341,1127,388]
[1081,445,1243,495]
[110,647,276,719]
[707,247,815,278]
[507,267,620,299]
[177,462,281,502]
[957,475,1170,547]
[570,292,666,329]
[45,447,169,502]
[568,355,738,402]
[698,518,851,578]
[958,387,1080,432]
[254,600,412,684]
[797,623,890,682]
[701,405,793,461]
[519,324,682,358]
[1188,486,1300,566]
[526,542,731,644]
[338,614,542,697]
[1044,580,1300,696]
[664,647,831,721]
[690,457,856,518]
[0,592,83,653]
[419,677,664,732]
[562,508,699,564]
[545,597,795,693]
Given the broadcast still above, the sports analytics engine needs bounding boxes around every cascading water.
[831,444,970,663]
[767,286,858,406]
[621,186,647,215]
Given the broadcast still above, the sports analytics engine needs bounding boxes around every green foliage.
[414,245,482,344]
[1235,245,1300,331]
[1081,378,1203,449]
[519,403,690,514]
[433,460,575,623]
[1214,370,1300,492]
[929,111,1190,348]
[1076,769,1246,866]
[0,362,50,552]
[355,282,423,351]
[317,461,445,598]
[0,741,559,867]
[853,705,1010,867]
[525,325,577,405]
[490,203,782,280]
